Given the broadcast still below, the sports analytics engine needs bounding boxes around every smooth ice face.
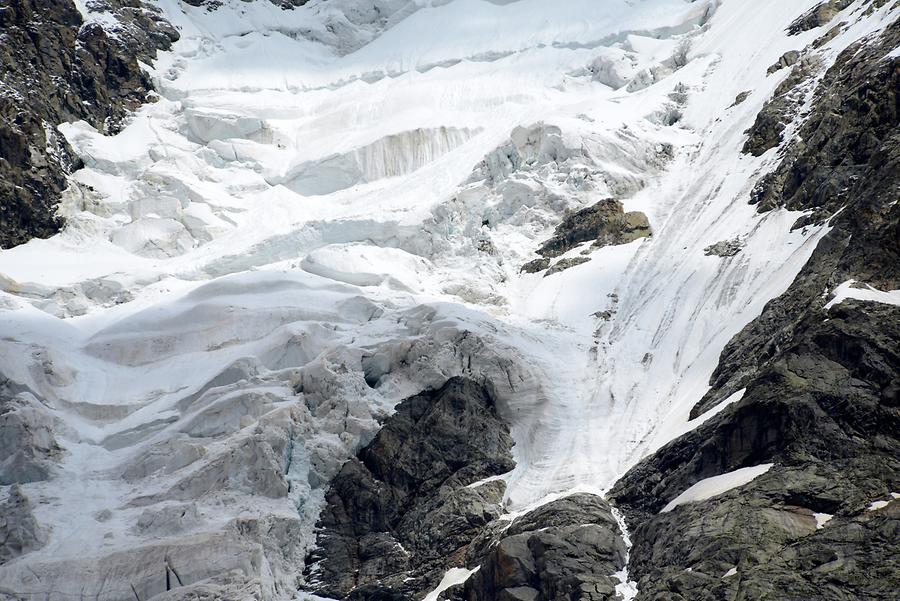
[2,0,896,598]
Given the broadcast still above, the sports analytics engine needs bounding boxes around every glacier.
[0,0,898,599]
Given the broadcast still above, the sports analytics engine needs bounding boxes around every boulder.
[536,199,651,259]
[451,494,626,601]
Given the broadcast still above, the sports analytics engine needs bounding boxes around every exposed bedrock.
[444,494,627,601]
[307,377,516,599]
[610,12,900,601]
[521,198,652,277]
[521,198,651,274]
[307,377,629,601]
[536,199,651,260]
[787,0,855,35]
[0,0,178,248]
[718,15,900,409]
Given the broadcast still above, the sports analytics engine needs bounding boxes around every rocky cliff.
[0,1,898,601]
[0,0,176,248]
[609,9,900,601]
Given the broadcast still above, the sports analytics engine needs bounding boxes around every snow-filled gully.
[1,0,897,598]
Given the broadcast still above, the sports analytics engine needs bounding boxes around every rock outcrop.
[703,238,744,258]
[535,199,650,259]
[787,0,854,35]
[743,51,821,157]
[307,377,516,600]
[610,14,900,601]
[0,0,177,248]
[446,494,627,601]
[308,377,631,601]
[543,256,590,277]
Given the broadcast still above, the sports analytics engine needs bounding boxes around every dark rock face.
[307,377,516,600]
[307,381,631,601]
[611,301,900,600]
[448,494,627,601]
[0,0,178,248]
[521,258,551,274]
[721,16,900,404]
[528,199,650,268]
[611,16,900,601]
[787,0,854,35]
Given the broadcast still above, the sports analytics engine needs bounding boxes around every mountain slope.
[0,1,898,600]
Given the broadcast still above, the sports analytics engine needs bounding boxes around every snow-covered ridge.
[1,0,898,599]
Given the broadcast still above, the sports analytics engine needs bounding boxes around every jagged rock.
[743,53,822,156]
[611,19,900,600]
[749,18,899,224]
[0,0,177,248]
[812,22,845,48]
[767,50,801,74]
[725,17,900,402]
[521,258,551,274]
[308,377,515,600]
[543,257,590,277]
[703,239,744,257]
[612,294,900,599]
[447,494,626,601]
[787,0,854,35]
[729,90,751,107]
[536,199,650,259]
[0,485,47,564]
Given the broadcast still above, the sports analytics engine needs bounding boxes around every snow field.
[2,0,898,598]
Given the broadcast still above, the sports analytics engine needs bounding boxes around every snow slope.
[1,0,897,598]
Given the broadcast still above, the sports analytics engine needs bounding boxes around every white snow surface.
[813,512,834,529]
[660,464,775,513]
[825,279,900,310]
[422,567,479,601]
[1,0,898,599]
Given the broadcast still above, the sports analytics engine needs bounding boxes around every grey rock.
[611,18,900,600]
[729,90,751,108]
[544,257,590,277]
[812,22,845,48]
[787,0,854,35]
[307,377,515,599]
[767,50,801,74]
[0,485,47,564]
[703,239,744,258]
[451,494,626,601]
[521,258,551,274]
[743,53,821,156]
[0,0,177,248]
[536,199,651,259]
